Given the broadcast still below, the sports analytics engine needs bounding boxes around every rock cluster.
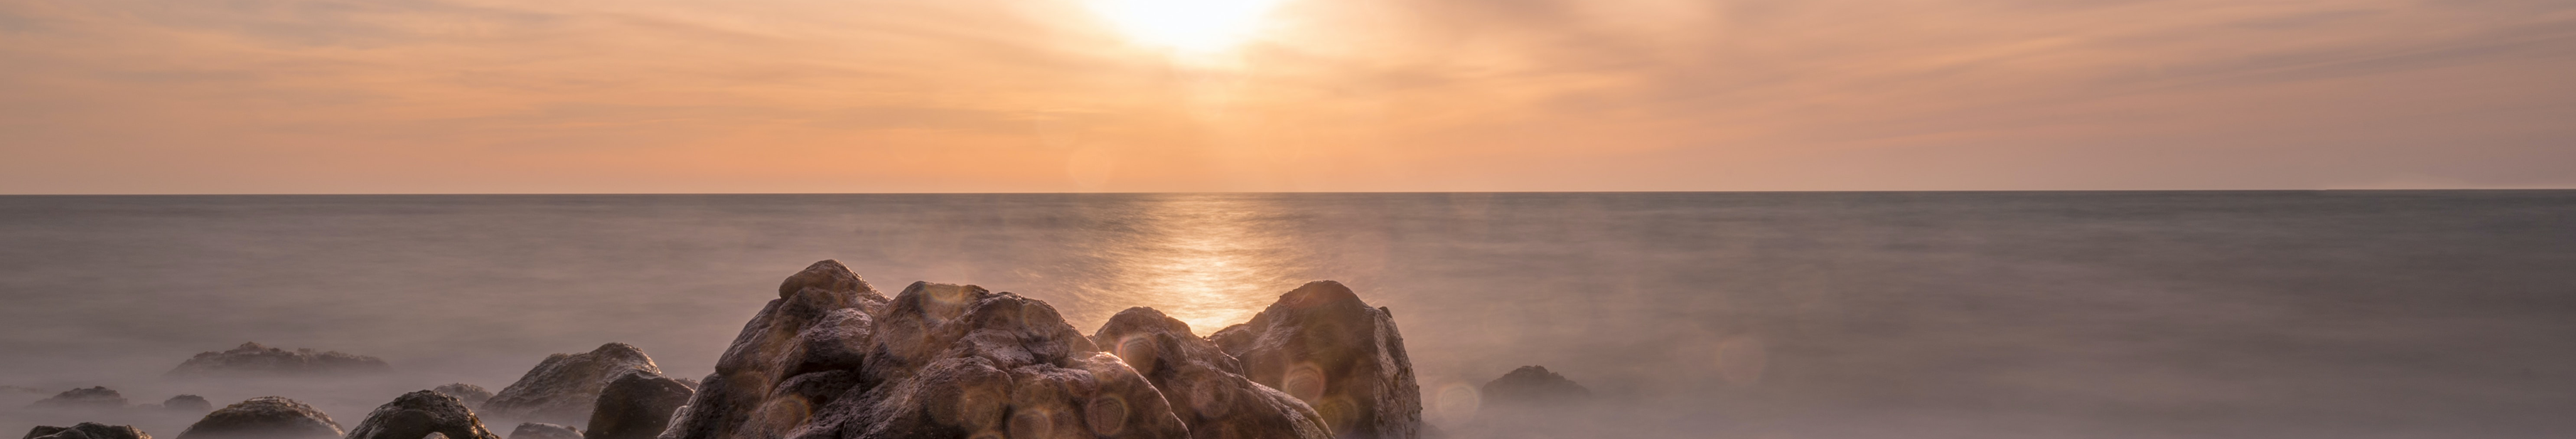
[22,423,151,439]
[174,396,344,439]
[28,387,126,410]
[483,343,665,425]
[657,260,1426,439]
[343,390,502,439]
[435,383,495,409]
[1211,281,1425,439]
[583,371,694,439]
[166,342,391,378]
[1479,366,1591,406]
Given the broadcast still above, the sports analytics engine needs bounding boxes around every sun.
[1085,0,1285,53]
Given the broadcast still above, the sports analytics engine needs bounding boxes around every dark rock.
[1210,281,1425,439]
[21,422,151,439]
[175,396,344,439]
[483,343,665,425]
[506,423,579,439]
[166,342,391,378]
[582,371,692,439]
[29,387,126,410]
[161,395,213,413]
[1094,307,1331,439]
[1478,366,1591,406]
[344,390,501,439]
[657,260,885,439]
[434,384,494,409]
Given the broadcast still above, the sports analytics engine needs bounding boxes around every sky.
[1,0,2572,194]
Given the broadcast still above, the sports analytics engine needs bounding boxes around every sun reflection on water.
[1094,194,1309,332]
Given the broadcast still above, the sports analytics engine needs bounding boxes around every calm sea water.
[1,192,2571,438]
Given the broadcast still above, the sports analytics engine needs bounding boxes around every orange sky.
[3,0,2572,193]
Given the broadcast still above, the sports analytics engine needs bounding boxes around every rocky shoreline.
[21,260,1589,439]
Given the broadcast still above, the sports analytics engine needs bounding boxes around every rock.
[21,422,151,439]
[483,343,665,425]
[657,260,886,439]
[29,387,126,410]
[1210,281,1425,439]
[166,342,391,378]
[434,384,494,409]
[175,396,344,439]
[161,395,213,413]
[582,371,692,439]
[1093,307,1331,439]
[506,423,579,439]
[1479,366,1591,406]
[343,390,501,439]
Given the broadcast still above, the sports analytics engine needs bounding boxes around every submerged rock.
[22,422,151,439]
[1210,281,1425,439]
[582,371,693,439]
[174,396,344,439]
[506,423,579,439]
[483,343,665,425]
[1093,307,1331,439]
[1479,366,1591,406]
[166,342,390,378]
[434,384,495,409]
[161,395,213,413]
[343,390,501,439]
[29,387,126,410]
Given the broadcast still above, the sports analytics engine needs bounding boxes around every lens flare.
[1085,0,1285,53]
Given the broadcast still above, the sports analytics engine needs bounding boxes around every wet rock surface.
[343,390,501,439]
[1210,281,1425,439]
[657,260,886,439]
[582,371,692,439]
[166,342,390,378]
[174,396,344,439]
[23,422,151,439]
[434,384,495,409]
[1094,307,1331,439]
[160,395,212,413]
[29,387,126,410]
[507,423,580,439]
[484,343,666,426]
[1479,366,1591,406]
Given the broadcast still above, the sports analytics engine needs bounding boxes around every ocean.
[1,191,2571,438]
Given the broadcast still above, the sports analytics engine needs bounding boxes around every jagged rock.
[174,396,344,439]
[658,260,886,439]
[343,391,500,439]
[1210,281,1425,439]
[434,384,494,409]
[1094,307,1331,439]
[1479,366,1591,406]
[166,342,390,378]
[161,395,213,413]
[583,371,692,439]
[506,423,579,439]
[29,387,126,410]
[21,422,151,439]
[483,343,665,425]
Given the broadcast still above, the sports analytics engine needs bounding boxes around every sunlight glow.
[1085,0,1285,53]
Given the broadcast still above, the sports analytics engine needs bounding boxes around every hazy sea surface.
[2,191,2572,438]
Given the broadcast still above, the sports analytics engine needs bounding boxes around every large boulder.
[583,371,694,439]
[1478,366,1591,407]
[28,387,126,410]
[344,390,502,439]
[1093,307,1331,439]
[483,342,665,425]
[166,342,390,378]
[657,260,886,439]
[1210,281,1425,439]
[174,396,344,439]
[22,423,151,439]
[160,395,213,413]
[434,384,495,409]
[507,423,580,439]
